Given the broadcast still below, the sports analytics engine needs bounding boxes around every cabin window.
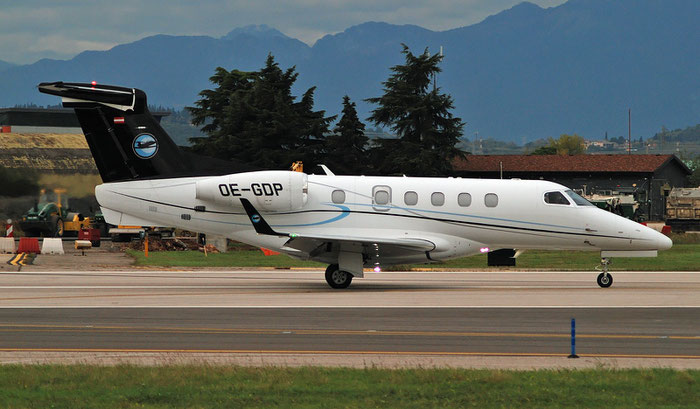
[404,191,418,206]
[375,190,390,205]
[484,193,499,208]
[373,187,391,205]
[331,190,346,204]
[457,193,472,207]
[565,189,595,206]
[431,192,445,206]
[544,191,570,205]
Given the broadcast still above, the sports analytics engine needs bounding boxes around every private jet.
[38,81,672,288]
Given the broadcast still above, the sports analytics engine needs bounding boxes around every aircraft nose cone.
[655,231,673,251]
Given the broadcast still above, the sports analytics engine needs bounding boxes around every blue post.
[568,318,579,358]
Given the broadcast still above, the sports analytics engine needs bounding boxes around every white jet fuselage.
[95,171,671,267]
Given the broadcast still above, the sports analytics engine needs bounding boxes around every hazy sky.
[0,0,566,65]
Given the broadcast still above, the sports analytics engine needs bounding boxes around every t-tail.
[38,81,253,182]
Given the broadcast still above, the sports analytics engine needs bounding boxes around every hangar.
[452,154,691,221]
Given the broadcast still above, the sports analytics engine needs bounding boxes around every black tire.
[597,272,613,288]
[325,264,353,289]
[51,216,64,237]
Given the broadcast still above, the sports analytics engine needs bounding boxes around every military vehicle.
[666,187,700,232]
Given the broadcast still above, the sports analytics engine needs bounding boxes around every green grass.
[0,366,697,408]
[128,243,700,271]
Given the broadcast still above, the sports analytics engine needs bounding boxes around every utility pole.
[628,108,631,155]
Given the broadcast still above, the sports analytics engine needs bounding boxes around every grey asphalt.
[0,307,697,358]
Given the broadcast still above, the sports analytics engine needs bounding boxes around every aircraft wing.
[282,233,436,253]
[239,198,437,259]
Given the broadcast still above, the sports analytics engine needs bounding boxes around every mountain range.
[1,0,698,143]
[0,60,16,73]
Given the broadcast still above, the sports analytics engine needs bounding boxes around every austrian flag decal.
[114,117,125,124]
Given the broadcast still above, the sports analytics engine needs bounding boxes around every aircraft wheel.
[597,272,613,288]
[325,264,353,289]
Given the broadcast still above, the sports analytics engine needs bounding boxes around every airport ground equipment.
[19,188,92,237]
[91,212,109,236]
[109,225,174,242]
[78,228,101,247]
[666,187,700,232]
[74,240,92,256]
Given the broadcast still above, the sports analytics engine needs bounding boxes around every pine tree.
[187,55,333,169]
[324,95,369,175]
[366,45,464,176]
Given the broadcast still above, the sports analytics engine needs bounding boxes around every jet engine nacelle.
[195,171,308,212]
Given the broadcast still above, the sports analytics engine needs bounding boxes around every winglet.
[239,198,289,237]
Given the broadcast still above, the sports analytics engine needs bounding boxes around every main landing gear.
[596,257,613,288]
[325,264,353,289]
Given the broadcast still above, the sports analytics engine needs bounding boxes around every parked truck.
[666,187,700,233]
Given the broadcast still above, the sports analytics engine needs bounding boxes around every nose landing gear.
[596,257,613,288]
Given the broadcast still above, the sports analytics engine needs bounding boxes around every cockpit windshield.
[565,189,594,206]
[544,191,570,205]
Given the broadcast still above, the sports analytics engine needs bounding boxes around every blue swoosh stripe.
[274,204,351,227]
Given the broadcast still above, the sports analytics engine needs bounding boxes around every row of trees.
[188,46,463,176]
[189,46,659,175]
[531,134,586,155]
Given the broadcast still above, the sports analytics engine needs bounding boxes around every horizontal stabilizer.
[38,82,140,112]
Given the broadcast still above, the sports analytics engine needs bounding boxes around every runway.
[0,270,698,368]
[0,270,698,307]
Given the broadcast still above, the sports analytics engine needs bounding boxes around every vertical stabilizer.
[39,82,192,182]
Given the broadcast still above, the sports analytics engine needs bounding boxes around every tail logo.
[132,133,158,159]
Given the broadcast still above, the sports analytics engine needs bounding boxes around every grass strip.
[0,366,697,408]
[128,243,700,270]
